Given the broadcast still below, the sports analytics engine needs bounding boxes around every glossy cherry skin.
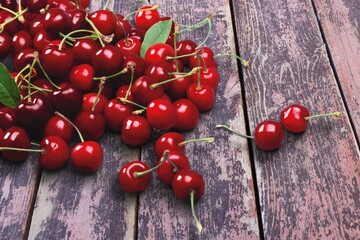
[43,8,71,35]
[88,10,116,36]
[0,127,31,162]
[115,84,135,107]
[176,40,197,65]
[127,28,146,42]
[173,99,199,130]
[145,61,173,90]
[74,111,106,140]
[145,43,175,65]
[146,98,176,130]
[1,0,16,10]
[254,120,284,151]
[280,104,310,133]
[0,10,20,35]
[92,45,122,75]
[39,136,69,170]
[47,0,76,11]
[81,93,107,113]
[115,37,141,55]
[118,53,147,83]
[156,150,191,185]
[41,45,74,77]
[27,14,45,37]
[15,94,53,129]
[72,38,100,64]
[51,83,83,117]
[134,5,160,31]
[89,79,114,100]
[33,30,53,52]
[11,30,33,56]
[118,160,152,192]
[0,32,12,59]
[0,106,16,130]
[43,115,74,143]
[121,115,152,146]
[131,76,164,106]
[189,47,218,69]
[172,170,205,201]
[192,67,220,90]
[186,83,215,111]
[69,64,95,91]
[23,0,47,13]
[113,14,132,41]
[166,74,193,100]
[71,141,103,173]
[154,132,185,158]
[32,78,55,92]
[13,48,37,72]
[67,8,86,31]
[103,98,132,131]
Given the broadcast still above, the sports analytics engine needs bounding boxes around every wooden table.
[1,0,359,239]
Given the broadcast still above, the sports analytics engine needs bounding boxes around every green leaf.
[0,63,21,108]
[140,19,173,59]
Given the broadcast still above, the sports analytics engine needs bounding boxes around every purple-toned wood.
[232,0,360,239]
[313,0,360,139]
[136,0,260,239]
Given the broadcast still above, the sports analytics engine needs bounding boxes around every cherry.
[92,45,122,75]
[113,14,132,41]
[15,94,53,129]
[186,83,215,111]
[38,135,69,170]
[1,0,17,11]
[81,92,107,113]
[173,98,199,130]
[121,115,152,146]
[68,64,95,91]
[89,78,114,100]
[67,8,87,31]
[118,160,152,192]
[131,76,164,106]
[43,115,74,143]
[254,120,284,151]
[32,78,55,92]
[115,36,141,55]
[176,40,197,65]
[0,10,21,35]
[172,169,205,233]
[115,84,135,107]
[43,8,71,36]
[126,28,145,42]
[166,74,193,100]
[145,61,173,90]
[88,10,116,36]
[41,45,74,77]
[13,48,37,72]
[146,98,176,130]
[192,67,219,90]
[0,106,16,130]
[103,98,132,131]
[51,83,83,117]
[145,43,175,65]
[74,111,106,140]
[27,14,45,37]
[118,53,147,83]
[154,131,185,158]
[72,38,100,64]
[134,5,160,31]
[156,150,191,185]
[33,30,53,52]
[12,30,33,56]
[23,0,47,13]
[0,32,12,59]
[47,0,76,11]
[189,47,218,69]
[0,127,31,162]
[71,140,103,173]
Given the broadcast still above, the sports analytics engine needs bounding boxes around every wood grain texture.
[313,0,360,140]
[232,0,360,239]
[136,0,259,239]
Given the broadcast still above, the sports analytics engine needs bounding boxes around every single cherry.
[38,135,70,170]
[145,43,175,65]
[186,83,215,111]
[88,10,116,36]
[173,98,200,130]
[43,115,74,143]
[121,115,152,146]
[154,131,185,158]
[74,111,106,141]
[0,127,31,162]
[0,32,12,59]
[51,83,83,117]
[81,92,107,113]
[146,98,176,130]
[0,106,16,130]
[103,98,132,131]
[131,76,164,106]
[68,64,95,91]
[43,8,71,36]
[117,160,152,193]
[92,45,122,75]
[41,44,74,77]
[134,5,160,31]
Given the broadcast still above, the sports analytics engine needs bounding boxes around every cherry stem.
[34,57,61,90]
[31,142,40,146]
[0,7,28,32]
[132,109,146,115]
[15,65,30,84]
[85,15,105,47]
[195,14,212,49]
[150,67,200,89]
[177,13,212,34]
[214,53,249,68]
[93,67,128,80]
[215,124,254,139]
[304,111,341,120]
[166,50,200,61]
[0,5,17,15]
[55,111,85,143]
[103,0,111,9]
[124,4,160,21]
[91,78,105,112]
[118,97,146,109]
[0,147,44,153]
[190,190,203,233]
[124,66,135,101]
[26,52,40,102]
[111,9,129,44]
[134,150,170,178]
[59,29,96,50]
[173,24,179,72]
[178,137,215,147]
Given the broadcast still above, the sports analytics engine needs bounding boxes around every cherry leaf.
[0,63,21,108]
[140,19,173,59]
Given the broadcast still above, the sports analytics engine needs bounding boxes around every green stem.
[177,13,212,35]
[195,17,212,49]
[0,8,28,32]
[178,137,215,147]
[91,78,105,112]
[0,147,44,153]
[0,5,17,15]
[93,67,128,80]
[85,15,105,47]
[55,111,85,143]
[214,53,249,68]
[150,67,200,89]
[190,190,203,233]
[166,50,199,60]
[59,29,96,50]
[134,150,169,178]
[304,112,341,120]
[118,98,146,110]
[215,124,254,139]
[35,58,61,90]
[124,66,135,101]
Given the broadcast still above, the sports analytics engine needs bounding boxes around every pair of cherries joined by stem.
[217,104,341,151]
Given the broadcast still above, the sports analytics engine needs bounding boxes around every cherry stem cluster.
[150,67,200,89]
[91,78,106,112]
[134,150,170,178]
[215,124,254,139]
[119,97,146,110]
[0,7,28,32]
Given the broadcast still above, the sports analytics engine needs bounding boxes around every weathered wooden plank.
[137,0,260,239]
[232,0,360,239]
[313,0,360,140]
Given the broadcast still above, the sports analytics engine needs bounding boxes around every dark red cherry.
[33,30,53,52]
[192,67,219,90]
[134,5,160,31]
[154,132,185,158]
[72,38,100,64]
[113,14,132,41]
[12,30,33,56]
[118,160,151,192]
[68,64,95,91]
[92,45,122,75]
[115,84,135,106]
[51,83,83,117]
[1,0,17,11]
[166,74,193,100]
[41,45,74,77]
[39,135,69,170]
[27,14,45,37]
[89,79,114,100]
[172,170,205,201]
[81,93,107,113]
[189,47,218,69]
[23,0,47,13]
[74,111,106,141]
[115,37,141,55]
[254,120,284,151]
[43,8,71,36]
[121,115,152,146]
[0,32,12,59]
[145,43,175,65]
[173,98,199,130]
[127,28,146,42]
[131,76,164,106]
[144,61,173,90]
[176,40,197,65]
[47,0,76,11]
[103,98,132,131]
[118,53,146,83]
[186,83,215,111]
[0,106,16,130]
[88,10,116,36]
[0,127,31,162]
[71,141,103,173]
[280,104,310,133]
[32,78,55,92]
[67,8,86,31]
[43,115,74,143]
[0,10,20,35]
[146,98,176,130]
[13,48,37,72]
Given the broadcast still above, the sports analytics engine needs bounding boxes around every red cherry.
[166,74,193,100]
[0,32,12,59]
[47,0,76,11]
[38,135,69,170]
[0,106,16,131]
[32,78,55,92]
[254,120,283,151]
[156,150,191,185]
[12,30,33,56]
[81,92,107,113]
[131,76,164,106]
[88,10,116,36]
[117,160,151,192]
[27,14,44,37]
[72,38,100,64]
[145,61,173,90]
[192,67,219,90]
[146,98,176,130]
[189,47,218,69]
[127,28,145,42]
[13,48,37,72]
[173,99,199,130]
[0,10,20,35]
[43,8,71,36]
[103,98,132,131]
[176,40,197,65]
[0,127,31,162]
[74,111,106,140]
[67,8,86,31]
[23,0,47,13]
[1,0,16,10]
[41,45,74,77]
[43,115,74,143]
[115,84,135,106]
[145,43,175,65]
[92,45,122,75]
[71,140,103,173]
[113,14,132,41]
[89,79,114,100]
[134,5,160,31]
[51,83,83,117]
[172,170,205,201]
[68,64,95,91]
[186,83,215,111]
[115,37,141,55]
[154,132,185,158]
[33,30,53,52]
[118,53,147,83]
[280,104,310,133]
[121,115,152,146]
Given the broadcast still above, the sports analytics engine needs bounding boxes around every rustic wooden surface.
[0,0,359,239]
